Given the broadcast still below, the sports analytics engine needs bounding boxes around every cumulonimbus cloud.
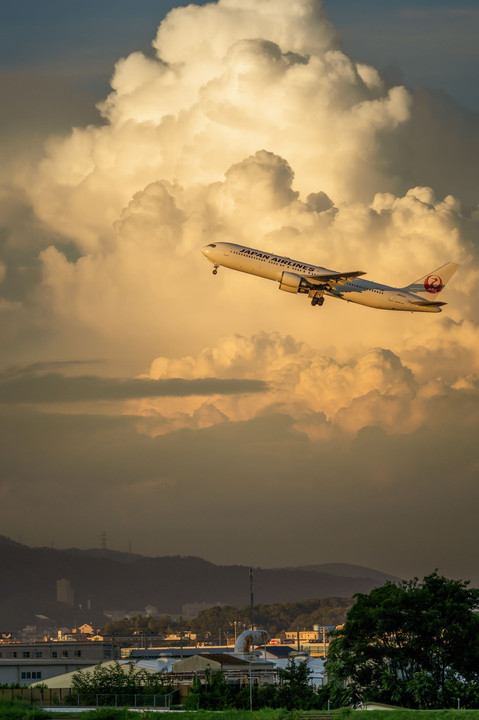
[138,329,479,437]
[19,0,413,249]
[1,0,478,440]
[27,148,475,372]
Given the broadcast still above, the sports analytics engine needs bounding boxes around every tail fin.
[403,262,459,297]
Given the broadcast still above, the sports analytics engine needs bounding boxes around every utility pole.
[250,568,254,631]
[249,568,254,714]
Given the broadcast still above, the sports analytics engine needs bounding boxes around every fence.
[0,688,176,708]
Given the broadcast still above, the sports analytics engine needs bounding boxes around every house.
[170,653,276,686]
[75,624,94,635]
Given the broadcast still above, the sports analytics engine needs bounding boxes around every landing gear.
[212,265,218,275]
[309,287,326,307]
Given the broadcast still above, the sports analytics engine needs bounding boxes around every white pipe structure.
[234,629,270,654]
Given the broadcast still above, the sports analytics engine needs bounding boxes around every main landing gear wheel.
[311,296,324,307]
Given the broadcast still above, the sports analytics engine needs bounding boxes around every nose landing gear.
[212,265,219,275]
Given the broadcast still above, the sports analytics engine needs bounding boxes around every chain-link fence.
[0,687,177,708]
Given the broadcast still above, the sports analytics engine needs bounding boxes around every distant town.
[0,537,396,704]
[0,567,356,697]
[0,602,337,694]
[0,574,349,685]
[1,541,476,712]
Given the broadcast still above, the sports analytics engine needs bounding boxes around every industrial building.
[0,641,119,687]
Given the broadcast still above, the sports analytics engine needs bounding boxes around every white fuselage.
[202,242,444,313]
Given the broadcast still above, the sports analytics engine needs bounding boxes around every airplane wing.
[308,270,365,286]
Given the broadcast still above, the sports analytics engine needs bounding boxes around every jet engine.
[278,271,310,293]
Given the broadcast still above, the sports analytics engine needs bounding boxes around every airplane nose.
[201,246,210,257]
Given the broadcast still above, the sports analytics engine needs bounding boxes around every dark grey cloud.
[0,2,209,143]
[391,86,479,209]
[0,68,103,143]
[0,189,80,307]
[1,360,101,380]
[0,1,195,69]
[1,404,478,585]
[0,367,268,403]
[323,0,479,111]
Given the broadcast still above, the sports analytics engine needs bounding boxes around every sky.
[1,0,479,585]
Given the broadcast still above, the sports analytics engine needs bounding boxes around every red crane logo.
[424,275,443,294]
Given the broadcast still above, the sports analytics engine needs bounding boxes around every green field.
[3,702,479,720]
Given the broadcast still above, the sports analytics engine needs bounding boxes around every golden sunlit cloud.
[2,0,476,416]
[138,329,479,437]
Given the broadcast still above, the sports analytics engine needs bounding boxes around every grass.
[0,697,50,719]
[3,703,479,720]
[0,706,290,720]
[299,712,479,720]
[75,712,479,720]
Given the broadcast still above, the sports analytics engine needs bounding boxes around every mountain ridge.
[0,536,396,632]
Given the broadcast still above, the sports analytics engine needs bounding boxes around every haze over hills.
[291,563,400,582]
[0,536,397,632]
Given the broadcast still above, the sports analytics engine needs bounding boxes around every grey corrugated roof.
[257,645,296,658]
[199,653,249,665]
[129,647,231,659]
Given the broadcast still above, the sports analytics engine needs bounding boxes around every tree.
[277,659,319,709]
[326,572,479,708]
[69,661,173,706]
[100,597,354,644]
[184,669,235,710]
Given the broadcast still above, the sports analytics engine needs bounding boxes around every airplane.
[201,241,459,313]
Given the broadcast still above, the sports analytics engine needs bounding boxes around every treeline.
[100,597,354,642]
[67,659,340,711]
[186,661,341,711]
[328,573,479,709]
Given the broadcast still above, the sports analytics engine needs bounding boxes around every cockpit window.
[208,243,216,248]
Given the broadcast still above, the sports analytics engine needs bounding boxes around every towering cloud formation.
[6,0,478,407]
[2,0,477,409]
[1,0,478,572]
[24,0,413,248]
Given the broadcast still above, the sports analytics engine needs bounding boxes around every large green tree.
[277,659,320,710]
[326,572,479,708]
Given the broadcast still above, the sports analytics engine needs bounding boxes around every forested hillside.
[0,536,390,632]
[101,596,355,641]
